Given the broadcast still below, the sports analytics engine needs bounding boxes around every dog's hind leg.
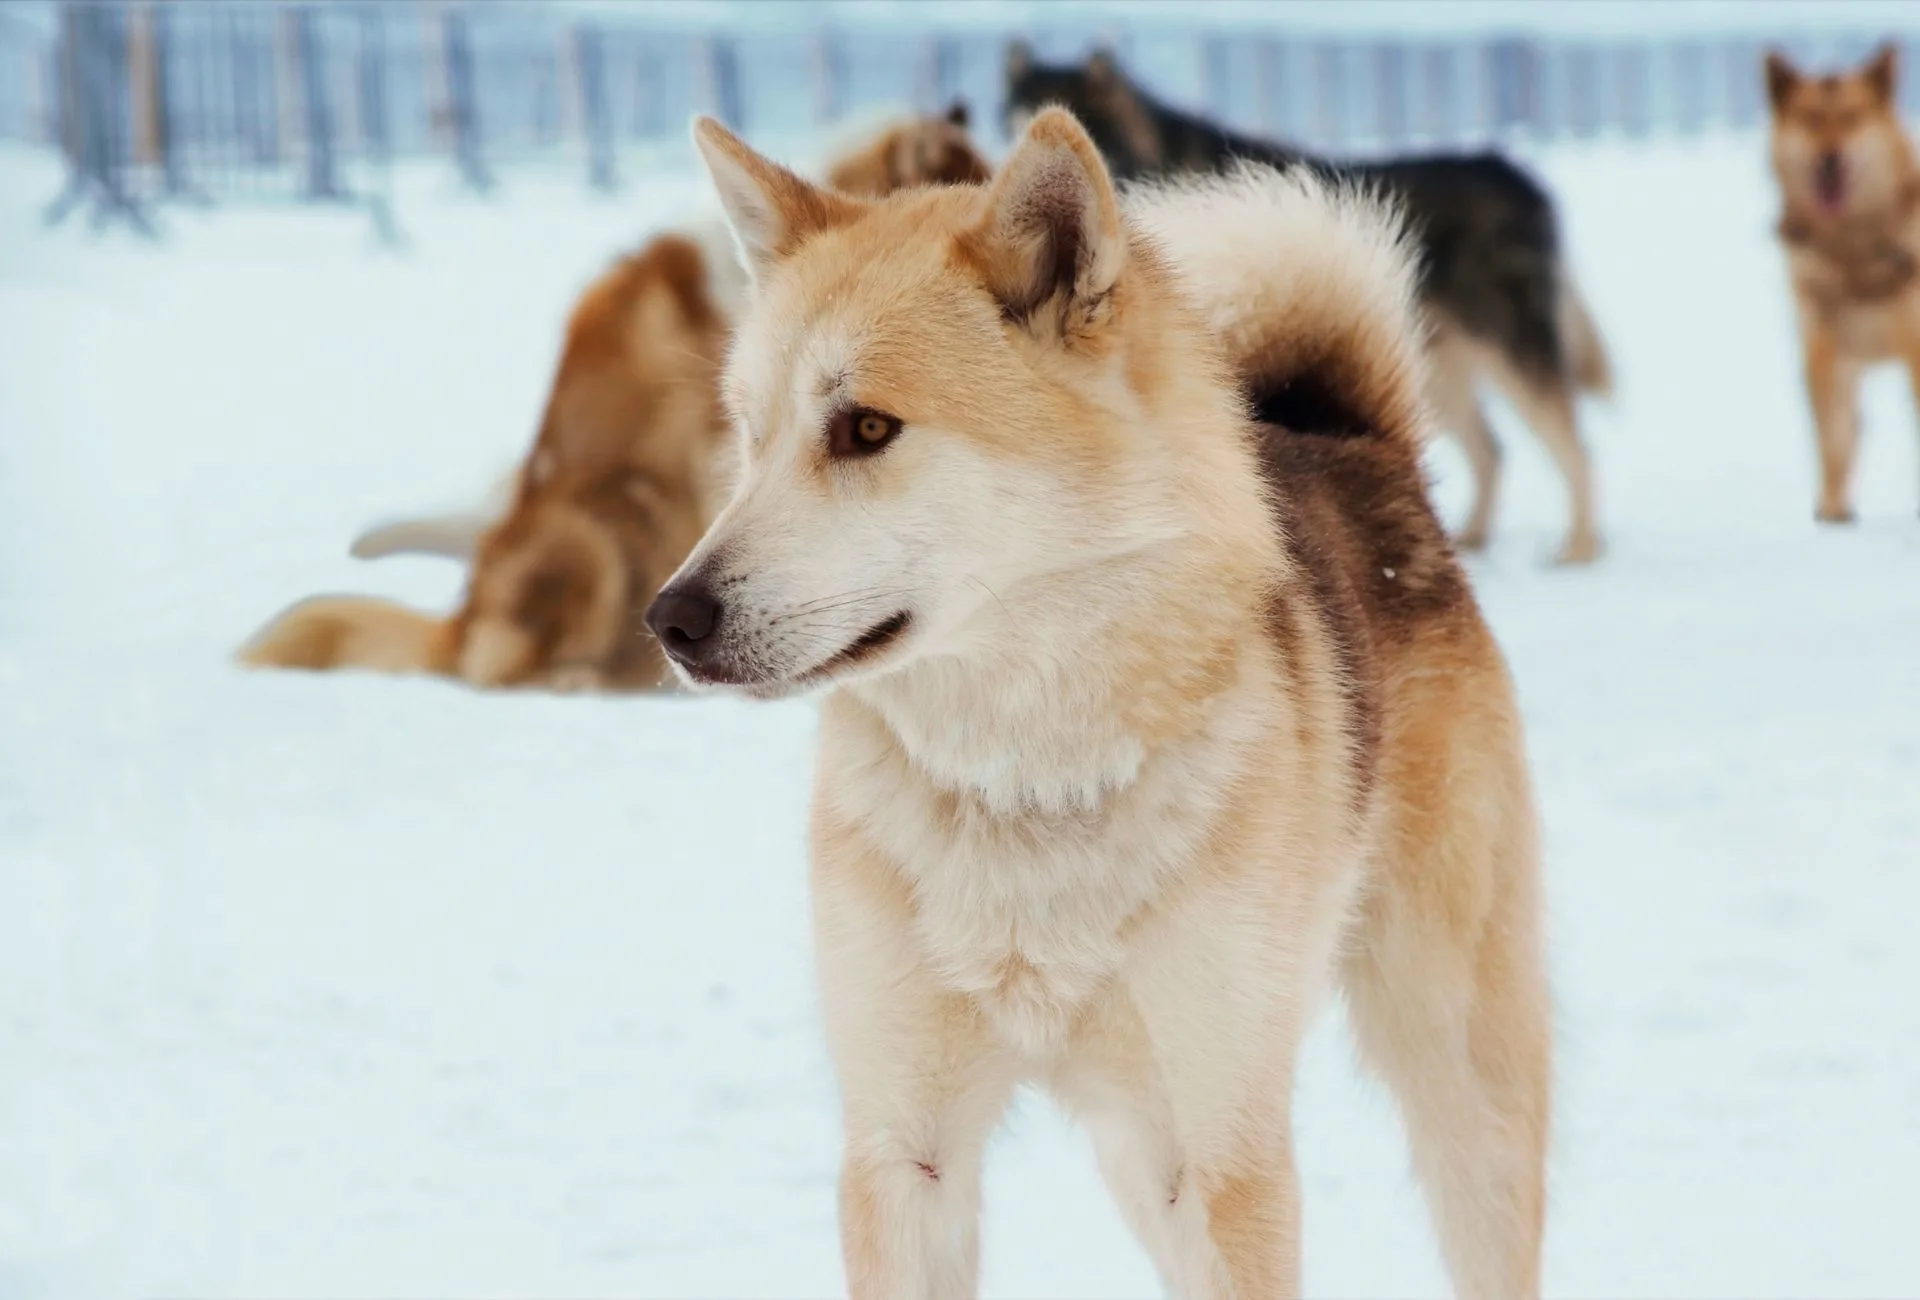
[1896,328,1920,515]
[1425,343,1503,552]
[1486,360,1601,565]
[1340,672,1552,1300]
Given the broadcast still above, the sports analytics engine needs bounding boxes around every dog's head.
[1002,44,1161,177]
[1766,44,1909,220]
[646,108,1192,700]
[823,102,993,198]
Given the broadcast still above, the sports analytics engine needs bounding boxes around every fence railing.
[13,3,1919,239]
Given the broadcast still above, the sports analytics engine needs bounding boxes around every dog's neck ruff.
[1779,176,1920,301]
[850,557,1249,820]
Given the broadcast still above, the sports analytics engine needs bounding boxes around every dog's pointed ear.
[1006,39,1034,81]
[961,108,1124,340]
[1764,49,1800,112]
[1086,46,1120,87]
[690,116,863,284]
[946,98,970,129]
[1864,42,1899,105]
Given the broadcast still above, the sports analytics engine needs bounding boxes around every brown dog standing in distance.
[1767,43,1920,523]
[649,107,1552,1298]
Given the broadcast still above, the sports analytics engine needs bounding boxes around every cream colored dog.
[645,108,1551,1298]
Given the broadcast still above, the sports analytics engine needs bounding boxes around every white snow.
[2,128,1918,1299]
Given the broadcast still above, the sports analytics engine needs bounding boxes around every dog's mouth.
[794,610,913,687]
[1814,152,1847,211]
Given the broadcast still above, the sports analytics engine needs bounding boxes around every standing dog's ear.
[690,116,865,285]
[1764,49,1800,112]
[959,107,1125,344]
[1006,39,1034,81]
[1863,42,1899,106]
[1085,46,1121,87]
[946,98,971,129]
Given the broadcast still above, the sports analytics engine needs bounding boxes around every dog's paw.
[547,665,604,694]
[1453,526,1491,554]
[1815,503,1857,525]
[1551,533,1603,567]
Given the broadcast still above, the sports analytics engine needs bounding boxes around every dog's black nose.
[645,581,722,666]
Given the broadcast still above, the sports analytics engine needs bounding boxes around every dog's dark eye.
[827,406,903,458]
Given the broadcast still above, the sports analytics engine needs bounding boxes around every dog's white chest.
[905,814,1158,1054]
[827,707,1242,1058]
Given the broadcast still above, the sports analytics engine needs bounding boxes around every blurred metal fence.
[9,2,1919,239]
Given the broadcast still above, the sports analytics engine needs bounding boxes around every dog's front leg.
[1801,321,1863,523]
[1899,320,1920,514]
[811,822,1017,1300]
[1058,1063,1300,1300]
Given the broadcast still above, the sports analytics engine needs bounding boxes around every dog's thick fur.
[1005,44,1612,564]
[1766,44,1920,523]
[649,107,1550,1297]
[239,111,996,690]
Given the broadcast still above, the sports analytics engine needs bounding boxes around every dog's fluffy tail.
[237,595,459,675]
[1126,164,1431,447]
[1557,272,1614,400]
[350,468,522,563]
[349,514,493,562]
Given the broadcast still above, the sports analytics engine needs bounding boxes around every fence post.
[1255,36,1286,137]
[1723,38,1762,131]
[1616,42,1651,139]
[444,8,493,193]
[921,34,961,115]
[1420,44,1458,146]
[236,14,274,165]
[532,48,558,146]
[705,34,742,130]
[355,4,398,244]
[1671,40,1709,136]
[1201,33,1232,126]
[45,3,154,236]
[1374,40,1408,148]
[1313,41,1346,150]
[150,2,203,200]
[292,7,338,200]
[1488,36,1539,139]
[576,24,614,192]
[811,29,842,127]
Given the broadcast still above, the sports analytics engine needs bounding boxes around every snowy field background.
[3,115,1919,1299]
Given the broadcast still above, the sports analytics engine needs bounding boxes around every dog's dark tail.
[1557,271,1614,400]
[1127,163,1431,447]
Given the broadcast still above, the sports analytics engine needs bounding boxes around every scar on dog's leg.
[1805,327,1861,524]
[816,827,1016,1300]
[1053,1064,1301,1298]
[836,1044,1014,1300]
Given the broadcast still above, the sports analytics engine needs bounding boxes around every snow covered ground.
[1,127,1917,1299]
